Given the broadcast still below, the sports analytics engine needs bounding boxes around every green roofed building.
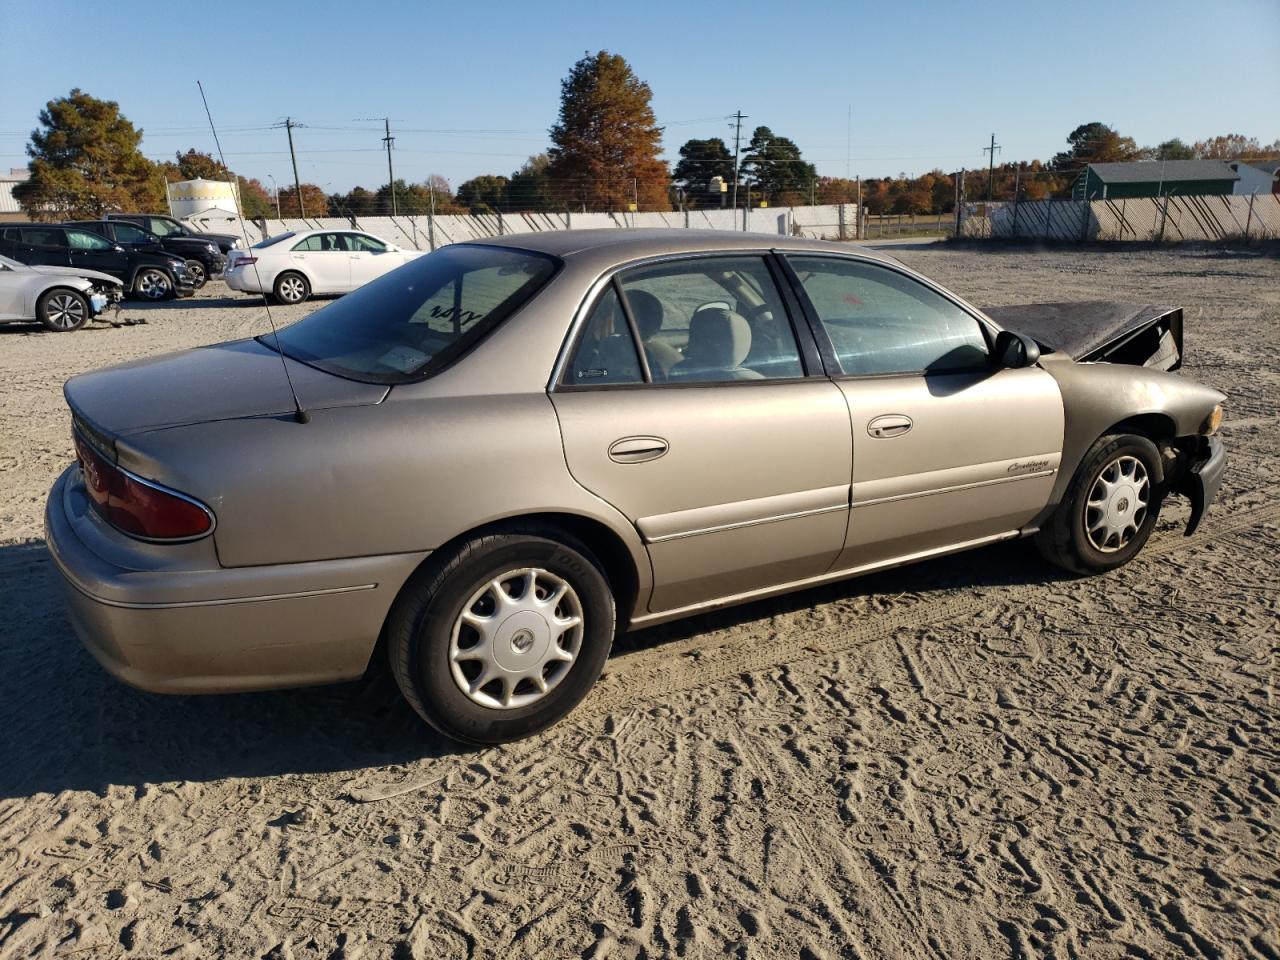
[1075,160,1239,200]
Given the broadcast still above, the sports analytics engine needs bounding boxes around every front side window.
[66,229,113,251]
[148,218,183,237]
[111,222,154,243]
[270,244,558,384]
[788,256,988,376]
[566,256,803,386]
[348,234,388,252]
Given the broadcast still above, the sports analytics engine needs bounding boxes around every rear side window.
[293,233,348,252]
[788,256,989,376]
[567,286,644,385]
[66,229,113,250]
[271,244,558,384]
[21,228,67,248]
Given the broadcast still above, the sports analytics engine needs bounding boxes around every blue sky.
[1,0,1276,194]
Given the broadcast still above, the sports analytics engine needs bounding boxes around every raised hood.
[65,337,387,438]
[983,301,1183,370]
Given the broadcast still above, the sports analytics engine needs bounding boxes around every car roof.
[465,228,902,264]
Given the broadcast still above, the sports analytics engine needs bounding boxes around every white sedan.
[0,254,122,331]
[224,229,422,304]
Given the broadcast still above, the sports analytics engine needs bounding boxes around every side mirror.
[994,330,1041,369]
[112,244,125,253]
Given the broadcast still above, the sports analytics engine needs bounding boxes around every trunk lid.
[65,337,387,438]
[983,301,1183,370]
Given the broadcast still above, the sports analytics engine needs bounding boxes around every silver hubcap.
[187,262,206,285]
[138,270,169,299]
[279,277,305,302]
[1085,455,1149,552]
[449,568,583,710]
[46,293,85,329]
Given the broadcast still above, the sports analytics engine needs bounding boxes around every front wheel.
[184,259,207,288]
[37,288,89,332]
[132,267,173,301]
[273,271,309,305]
[1036,432,1165,574]
[387,526,615,744]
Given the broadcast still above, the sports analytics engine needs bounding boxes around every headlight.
[1202,404,1223,435]
[207,242,219,254]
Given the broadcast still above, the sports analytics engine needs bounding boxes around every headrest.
[626,289,664,339]
[685,308,751,368]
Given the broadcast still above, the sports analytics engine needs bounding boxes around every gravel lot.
[1,245,1276,959]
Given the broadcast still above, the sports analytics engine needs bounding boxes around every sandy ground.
[1,246,1276,959]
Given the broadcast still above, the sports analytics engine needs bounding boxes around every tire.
[1035,432,1165,575]
[387,525,616,744]
[273,272,309,305]
[185,259,207,288]
[36,288,89,332]
[132,267,173,301]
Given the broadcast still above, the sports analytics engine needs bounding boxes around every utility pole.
[983,133,1001,203]
[730,110,746,215]
[274,117,306,218]
[383,118,397,216]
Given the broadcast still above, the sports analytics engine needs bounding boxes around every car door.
[15,227,71,268]
[551,254,852,614]
[346,233,397,288]
[290,233,351,292]
[783,254,1065,570]
[65,228,125,280]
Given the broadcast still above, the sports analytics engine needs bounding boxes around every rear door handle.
[867,414,913,438]
[608,436,669,463]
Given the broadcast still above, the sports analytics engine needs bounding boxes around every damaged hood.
[27,264,124,287]
[983,301,1183,370]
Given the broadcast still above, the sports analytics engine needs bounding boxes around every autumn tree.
[1153,138,1195,160]
[547,51,670,212]
[672,138,734,207]
[741,127,815,206]
[14,88,165,218]
[1051,122,1141,173]
[507,154,555,211]
[1192,134,1280,160]
[276,183,328,218]
[456,175,510,214]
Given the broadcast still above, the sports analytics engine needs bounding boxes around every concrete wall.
[959,193,1280,242]
[183,204,863,250]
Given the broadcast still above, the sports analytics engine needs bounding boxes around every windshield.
[253,232,295,249]
[267,244,559,384]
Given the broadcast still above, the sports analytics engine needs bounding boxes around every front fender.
[1035,354,1224,511]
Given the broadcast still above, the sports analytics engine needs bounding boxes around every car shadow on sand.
[0,535,1060,799]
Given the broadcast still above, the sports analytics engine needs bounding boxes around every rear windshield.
[253,232,295,249]
[267,244,559,384]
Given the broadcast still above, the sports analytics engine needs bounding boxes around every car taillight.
[233,256,257,267]
[73,430,214,541]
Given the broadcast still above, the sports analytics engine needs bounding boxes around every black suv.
[106,213,240,256]
[66,219,224,288]
[0,224,195,300]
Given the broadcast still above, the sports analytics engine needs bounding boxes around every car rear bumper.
[45,466,428,694]
[224,268,266,294]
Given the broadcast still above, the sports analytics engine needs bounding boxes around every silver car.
[45,231,1226,743]
[0,254,121,331]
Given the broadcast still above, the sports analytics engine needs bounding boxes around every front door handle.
[608,436,669,463]
[867,414,913,439]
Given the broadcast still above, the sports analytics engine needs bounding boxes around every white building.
[1229,160,1280,196]
[0,167,29,223]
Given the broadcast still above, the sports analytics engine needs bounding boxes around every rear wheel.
[1036,432,1165,574]
[184,259,207,288]
[133,267,172,300]
[387,526,615,744]
[36,288,89,332]
[273,271,309,305]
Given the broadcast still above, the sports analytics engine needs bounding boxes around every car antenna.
[197,80,309,424]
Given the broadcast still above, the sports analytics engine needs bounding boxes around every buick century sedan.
[46,231,1226,743]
